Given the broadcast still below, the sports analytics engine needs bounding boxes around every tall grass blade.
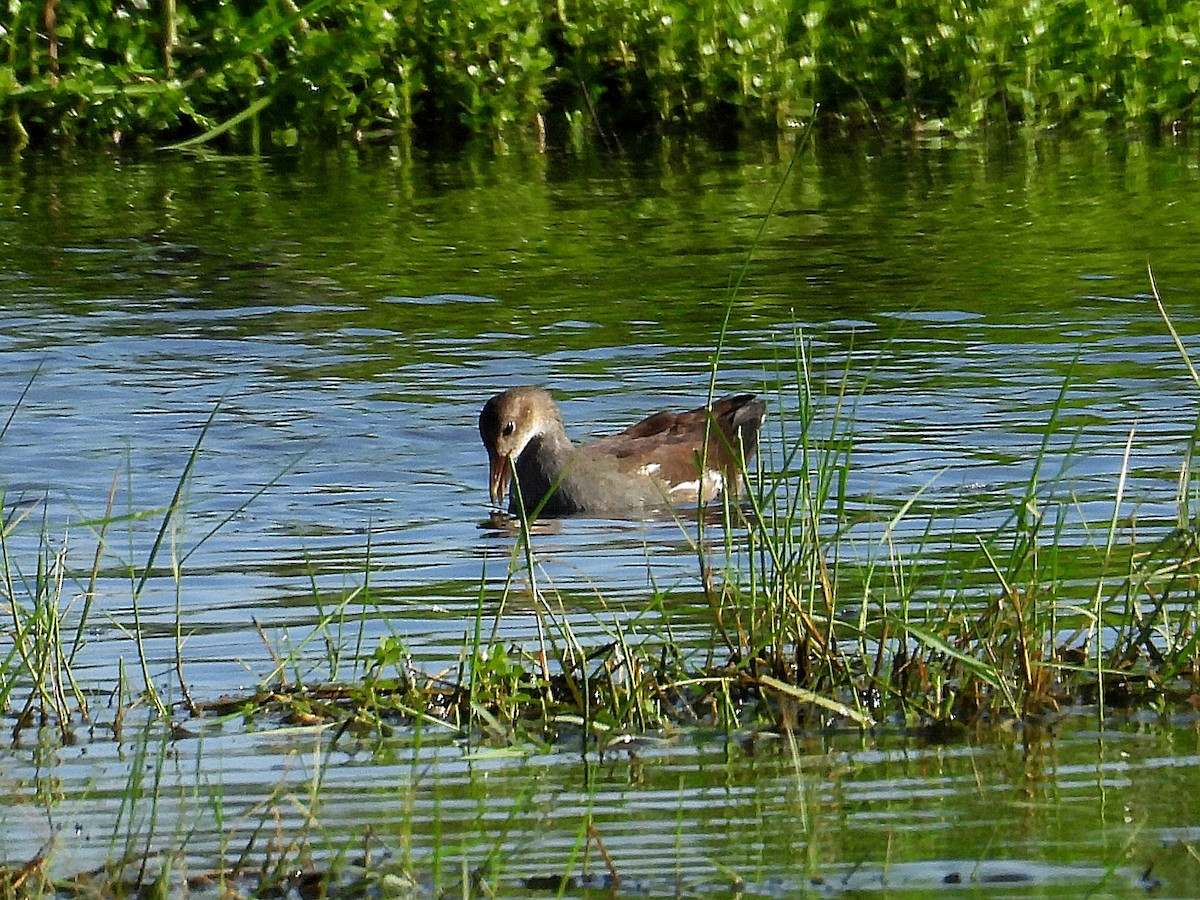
[163,95,273,151]
[1,360,42,445]
[758,674,875,726]
[1149,263,1200,391]
[894,620,1005,690]
[130,403,221,715]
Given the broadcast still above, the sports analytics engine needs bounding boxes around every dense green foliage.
[2,0,1200,148]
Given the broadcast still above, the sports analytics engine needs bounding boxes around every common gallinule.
[479,387,766,518]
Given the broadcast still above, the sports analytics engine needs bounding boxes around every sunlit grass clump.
[726,342,1200,729]
[473,325,1200,745]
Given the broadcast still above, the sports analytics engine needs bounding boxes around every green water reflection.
[7,715,1196,895]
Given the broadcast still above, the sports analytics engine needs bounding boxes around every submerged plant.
[0,369,96,740]
[0,502,88,740]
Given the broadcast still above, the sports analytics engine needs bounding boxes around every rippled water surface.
[3,135,1200,892]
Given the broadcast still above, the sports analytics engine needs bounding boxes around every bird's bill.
[488,453,511,508]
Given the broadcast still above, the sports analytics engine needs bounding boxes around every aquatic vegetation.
[3,0,1200,148]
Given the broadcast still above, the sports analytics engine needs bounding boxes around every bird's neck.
[511,427,577,514]
[521,427,574,475]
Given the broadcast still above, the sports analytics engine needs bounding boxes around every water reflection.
[3,136,1200,890]
[3,140,1199,657]
[3,713,1192,895]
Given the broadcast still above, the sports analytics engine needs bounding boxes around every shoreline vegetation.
[3,0,1200,151]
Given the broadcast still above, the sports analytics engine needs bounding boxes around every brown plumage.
[478,387,766,518]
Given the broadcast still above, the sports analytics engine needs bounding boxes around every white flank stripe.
[668,472,724,497]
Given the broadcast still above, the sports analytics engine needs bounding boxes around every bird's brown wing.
[582,395,763,481]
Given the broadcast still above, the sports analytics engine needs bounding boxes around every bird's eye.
[502,421,515,437]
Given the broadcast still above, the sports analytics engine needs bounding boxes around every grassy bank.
[2,0,1199,150]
